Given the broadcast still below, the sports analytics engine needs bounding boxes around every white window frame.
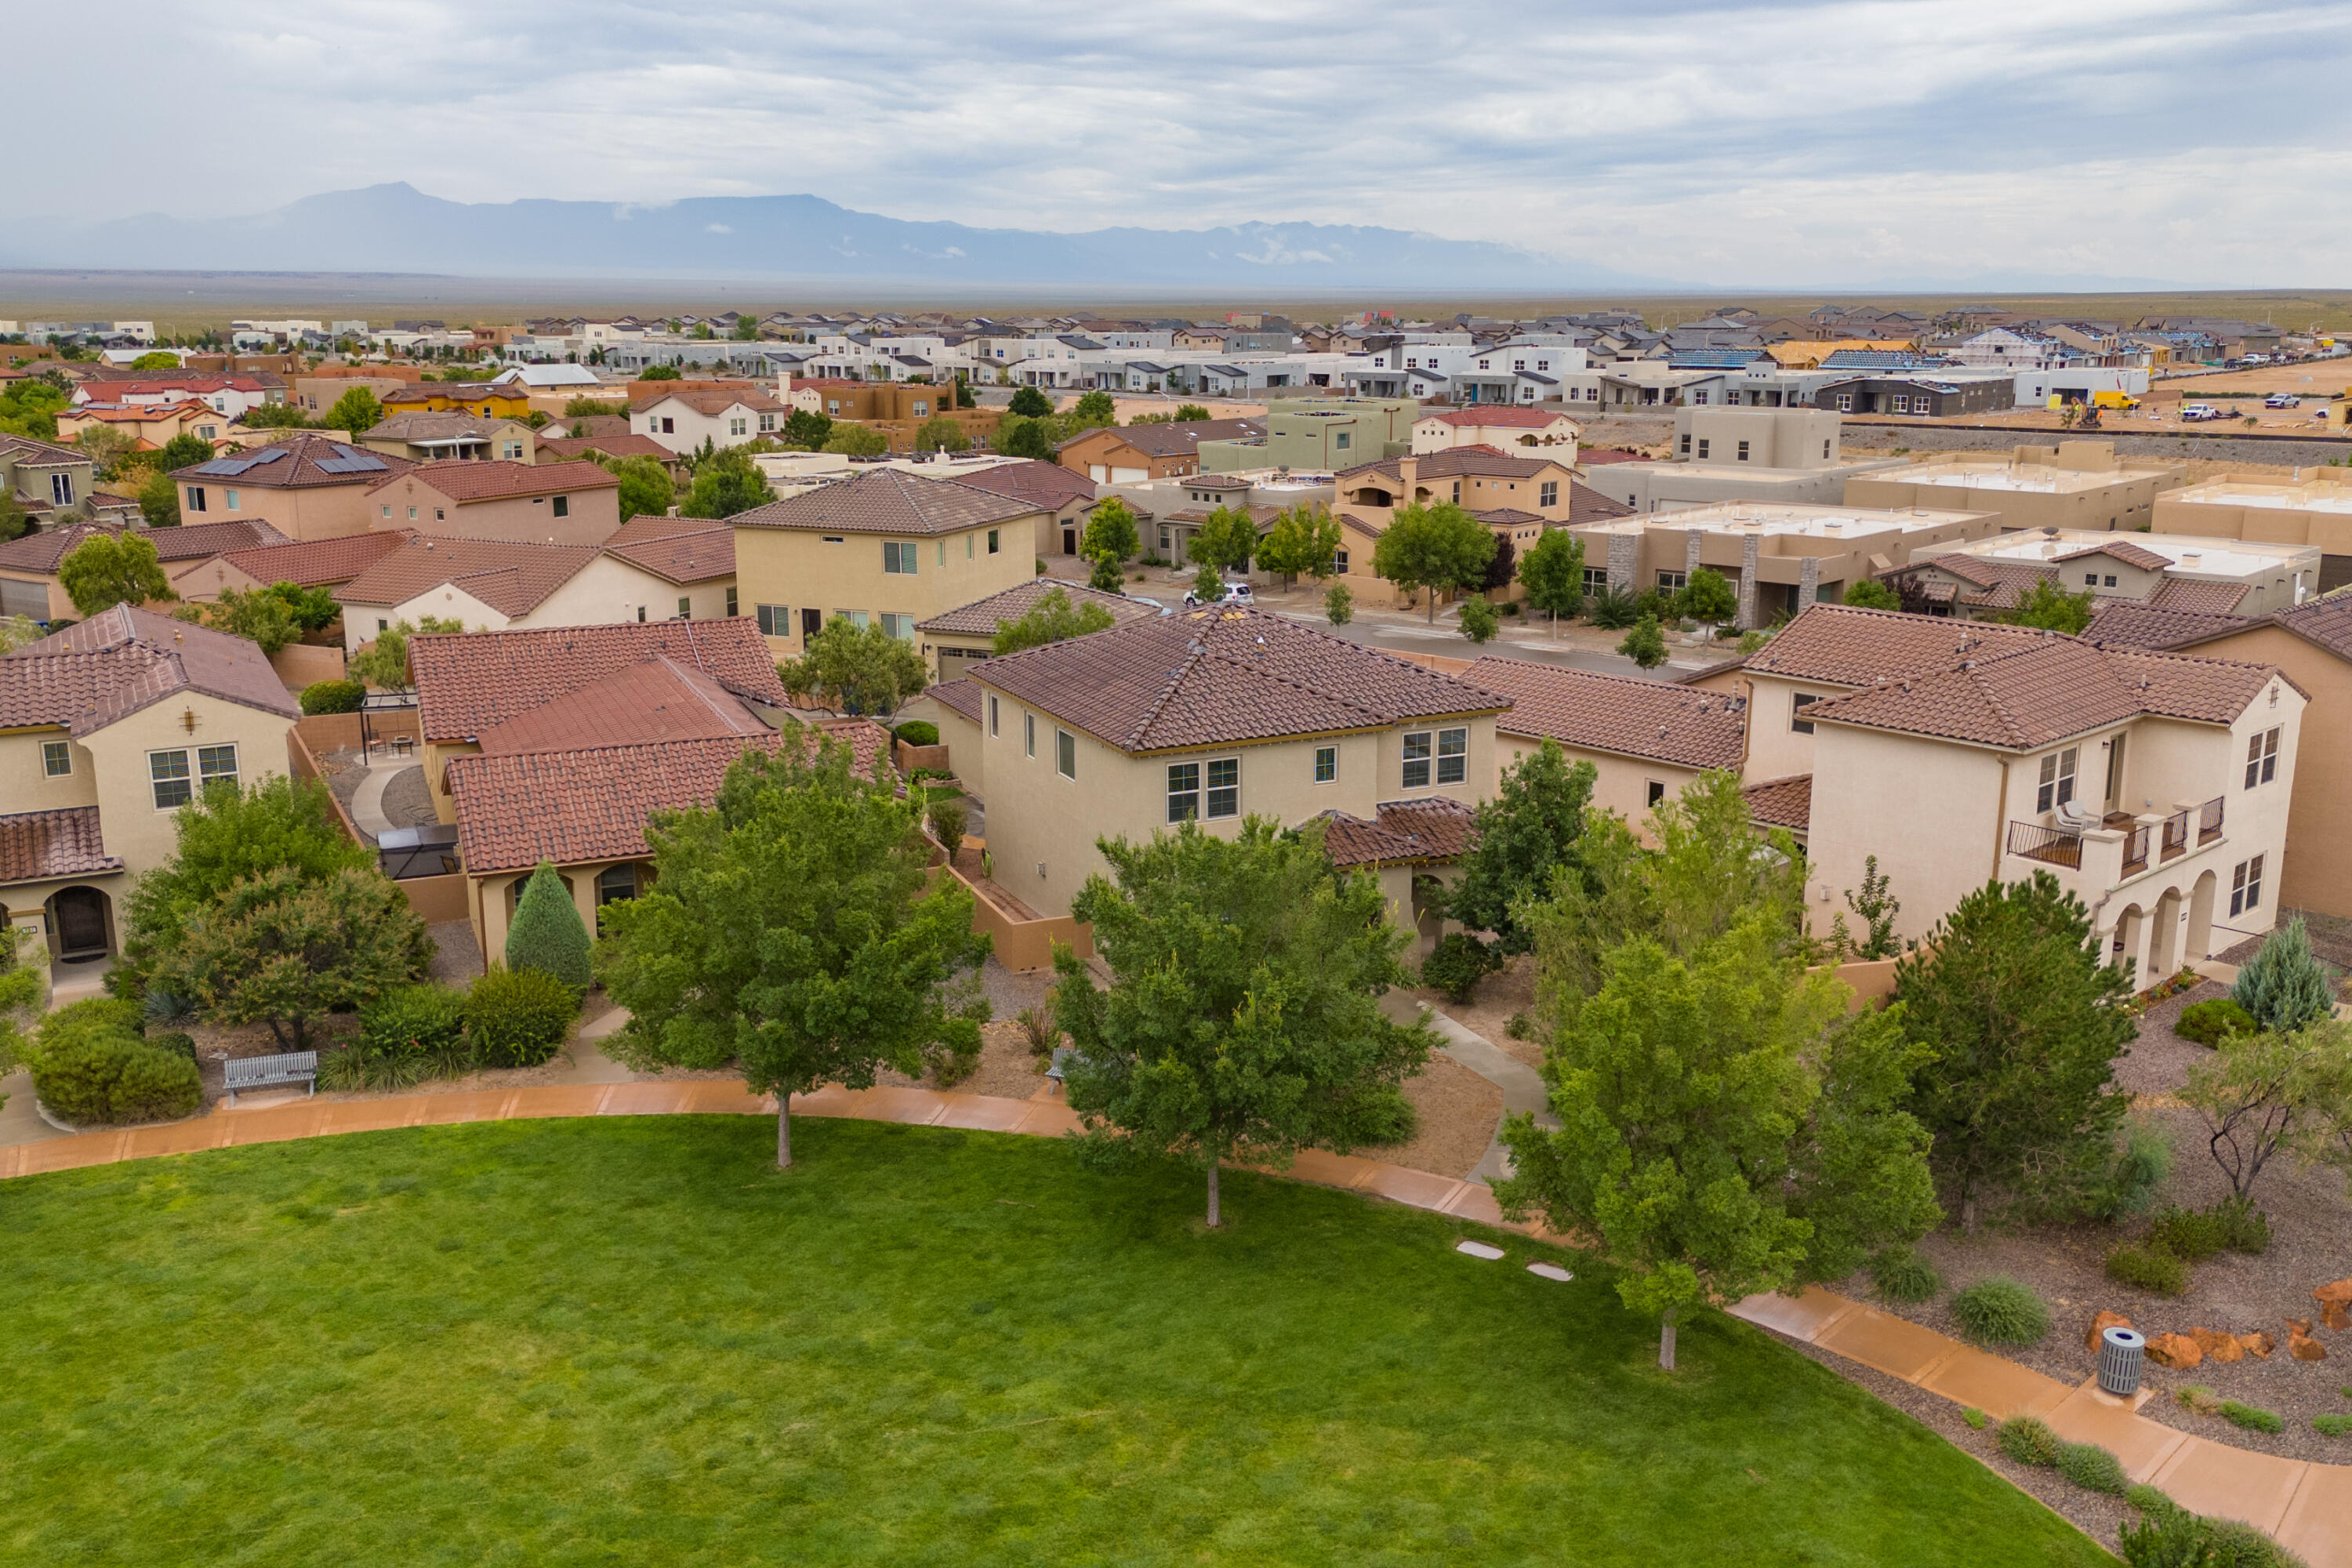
[1313,745,1337,784]
[2232,854,2264,916]
[1436,727,1468,785]
[1205,757,1239,818]
[1055,728,1076,780]
[1402,731,1432,789]
[2245,727,2280,789]
[1167,760,1199,822]
[2036,746,2079,814]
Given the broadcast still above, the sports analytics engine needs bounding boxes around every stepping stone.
[1526,1261,1573,1283]
[1455,1240,1505,1260]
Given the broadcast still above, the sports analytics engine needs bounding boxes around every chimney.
[1397,455,1418,499]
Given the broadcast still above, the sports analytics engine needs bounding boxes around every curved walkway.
[2,1079,2340,1566]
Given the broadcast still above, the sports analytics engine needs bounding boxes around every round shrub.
[2175,996,2254,1047]
[31,1031,201,1125]
[2059,1441,2129,1495]
[1996,1415,2063,1468]
[1953,1277,2050,1347]
[2212,1195,2270,1255]
[1420,932,1499,1004]
[38,996,150,1056]
[360,983,466,1065]
[148,1031,198,1065]
[2147,1204,2228,1261]
[110,1046,203,1123]
[893,720,938,747]
[1869,1245,1943,1304]
[299,678,366,716]
[2105,1241,2190,1296]
[466,967,579,1069]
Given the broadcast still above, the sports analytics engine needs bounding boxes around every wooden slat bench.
[223,1051,319,1106]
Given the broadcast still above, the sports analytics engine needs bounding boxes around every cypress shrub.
[505,862,592,989]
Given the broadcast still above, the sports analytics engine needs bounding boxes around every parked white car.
[2265,393,2299,408]
[1182,581,1255,609]
[2180,403,2224,422]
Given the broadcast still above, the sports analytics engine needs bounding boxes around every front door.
[52,887,108,960]
[1063,528,1078,555]
[800,607,822,639]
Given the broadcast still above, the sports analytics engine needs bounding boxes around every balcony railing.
[2199,796,2225,846]
[2122,823,2151,879]
[2161,810,2190,862]
[2007,819,2084,869]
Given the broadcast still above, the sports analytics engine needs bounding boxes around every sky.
[25,0,2352,288]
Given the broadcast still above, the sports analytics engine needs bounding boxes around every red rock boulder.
[2238,1331,2274,1359]
[2086,1310,2133,1353]
[2289,1330,2329,1362]
[2187,1327,2244,1363]
[2317,1278,2352,1333]
[2146,1332,2204,1370]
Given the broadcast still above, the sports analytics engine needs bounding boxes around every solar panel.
[314,446,390,474]
[190,445,292,477]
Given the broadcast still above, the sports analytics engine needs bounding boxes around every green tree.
[349,614,463,689]
[1442,740,1595,956]
[260,581,339,633]
[129,350,179,370]
[136,470,180,528]
[996,416,1056,461]
[639,364,681,381]
[679,448,778,518]
[782,408,833,449]
[1324,582,1353,624]
[913,413,970,453]
[1458,596,1499,643]
[1068,390,1116,430]
[1087,554,1127,593]
[1255,505,1341,583]
[1052,818,1434,1225]
[1617,615,1668,669]
[1841,578,1902,612]
[1500,916,1937,1369]
[0,613,42,652]
[202,583,301,653]
[953,376,976,409]
[0,925,43,1087]
[564,397,627,419]
[1079,496,1141,564]
[1831,855,1902,960]
[238,401,313,430]
[59,533,172,615]
[506,861,593,989]
[156,432,215,474]
[1189,504,1260,575]
[2231,916,2337,1034]
[0,378,69,439]
[1007,385,1054,419]
[601,453,675,523]
[991,586,1117,655]
[1172,403,1211,421]
[1518,528,1585,634]
[1679,567,1737,626]
[777,615,930,716]
[1371,501,1496,622]
[1893,873,2136,1226]
[73,424,142,479]
[0,488,34,542]
[2001,577,2096,636]
[596,735,990,1167]
[321,387,385,436]
[821,423,888,459]
[732,314,762,341]
[147,866,431,1051]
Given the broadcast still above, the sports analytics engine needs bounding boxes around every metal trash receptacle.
[2098,1326,2145,1396]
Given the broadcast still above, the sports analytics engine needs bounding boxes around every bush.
[893,720,938,747]
[465,967,579,1069]
[2105,1241,2190,1296]
[1504,1011,1533,1041]
[2122,1489,2309,1568]
[2060,1441,2130,1495]
[923,1034,982,1088]
[2213,1194,2270,1254]
[31,1007,201,1125]
[299,678,365,716]
[1869,1245,1943,1304]
[2147,1204,2229,1261]
[1420,932,1500,1004]
[1962,1406,1989,1430]
[2178,1385,2223,1416]
[148,1031,197,1065]
[1015,1004,1057,1063]
[2233,916,2336,1035]
[359,982,467,1073]
[927,798,967,864]
[109,1044,204,1123]
[38,996,148,1058]
[2092,1117,2172,1221]
[1323,583,1352,625]
[2176,996,2256,1046]
[1997,1415,2063,1467]
[2221,1402,2284,1434]
[2314,1414,2352,1437]
[1953,1277,2050,1347]
[505,862,592,989]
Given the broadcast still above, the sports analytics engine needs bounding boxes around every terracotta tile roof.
[2055,539,2171,572]
[2147,578,2250,615]
[368,459,617,503]
[914,578,1157,637]
[1338,447,1569,483]
[929,677,983,724]
[0,433,83,466]
[1468,656,1747,768]
[474,655,772,757]
[1742,603,2058,687]
[1899,556,2054,612]
[627,387,786,416]
[412,617,787,742]
[536,434,676,466]
[601,523,732,584]
[1563,481,1636,528]
[74,376,264,397]
[1056,418,1262,459]
[172,434,415,489]
[604,511,714,548]
[2233,591,2352,662]
[973,606,1504,755]
[731,468,1041,537]
[362,412,527,441]
[0,520,289,575]
[1420,408,1573,428]
[334,537,603,616]
[0,806,123,887]
[381,382,520,408]
[559,416,633,441]
[1318,797,1479,868]
[1740,775,1812,833]
[949,459,1097,510]
[445,719,888,873]
[212,528,415,587]
[2082,599,2252,651]
[0,604,299,735]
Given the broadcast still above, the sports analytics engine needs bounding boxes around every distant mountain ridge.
[9,183,1671,290]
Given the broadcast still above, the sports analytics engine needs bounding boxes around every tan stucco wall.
[1804,727,2009,946]
[2187,623,2350,918]
[735,517,1040,660]
[365,473,621,546]
[1497,730,1704,840]
[187,481,375,541]
[0,729,101,815]
[1846,472,2175,532]
[471,858,648,970]
[0,567,76,620]
[1740,673,1827,783]
[339,555,693,652]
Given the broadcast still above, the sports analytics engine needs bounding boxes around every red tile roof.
[334,537,604,617]
[212,528,416,587]
[536,434,677,466]
[1318,797,1479,868]
[1740,603,2058,687]
[929,677,983,724]
[2054,539,2171,572]
[0,519,289,575]
[2081,599,2253,651]
[1740,775,1813,833]
[445,719,888,873]
[949,459,1098,510]
[2226,591,2352,662]
[474,656,772,756]
[2147,578,2250,615]
[1338,446,1572,483]
[1055,419,1262,459]
[914,578,1156,637]
[0,806,123,887]
[0,604,299,735]
[411,617,787,742]
[603,524,733,584]
[973,605,1505,754]
[1468,656,1748,768]
[628,388,786,416]
[731,468,1041,537]
[369,459,617,503]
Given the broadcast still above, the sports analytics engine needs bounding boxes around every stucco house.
[912,577,1156,683]
[358,412,543,465]
[363,459,622,547]
[333,536,706,652]
[1410,407,1581,456]
[170,434,416,543]
[1,519,289,622]
[631,387,789,455]
[948,458,1098,559]
[1465,657,1748,830]
[598,513,739,622]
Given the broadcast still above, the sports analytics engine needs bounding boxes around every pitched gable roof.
[0,519,290,575]
[212,528,415,588]
[474,655,772,757]
[172,433,413,488]
[1468,657,1747,769]
[729,468,1040,537]
[411,617,786,742]
[1741,603,2058,688]
[914,577,1158,637]
[2082,599,2253,651]
[948,459,1098,510]
[0,805,123,887]
[334,537,604,616]
[601,521,733,584]
[0,604,299,735]
[1056,419,1262,459]
[1318,797,1479,868]
[369,458,617,503]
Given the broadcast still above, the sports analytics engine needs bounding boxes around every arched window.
[597,864,638,905]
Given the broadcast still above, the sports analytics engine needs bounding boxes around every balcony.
[2008,819,2085,869]
[2008,796,2227,889]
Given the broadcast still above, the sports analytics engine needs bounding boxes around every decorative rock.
[2286,1316,2314,1337]
[1526,1261,1573,1283]
[2238,1331,2274,1359]
[2086,1310,2134,1353]
[2289,1330,2328,1362]
[2188,1327,2245,1363]
[1454,1240,1505,1261]
[2145,1332,2204,1370]
[2317,1278,2352,1332]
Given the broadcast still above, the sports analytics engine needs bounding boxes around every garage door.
[1,576,49,619]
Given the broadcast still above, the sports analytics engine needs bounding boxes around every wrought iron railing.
[2121,824,2151,879]
[2008,820,2083,869]
[2198,796,2225,846]
[2160,809,2190,862]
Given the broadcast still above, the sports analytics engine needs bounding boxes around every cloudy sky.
[27,0,2352,287]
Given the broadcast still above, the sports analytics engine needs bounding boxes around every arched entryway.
[2187,872,2217,964]
[2148,887,2183,982]
[2111,903,2146,985]
[46,885,113,962]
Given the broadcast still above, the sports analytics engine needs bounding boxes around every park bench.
[1047,1047,1077,1094]
[223,1051,318,1106]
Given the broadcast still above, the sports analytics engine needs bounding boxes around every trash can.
[2098,1326,2145,1396]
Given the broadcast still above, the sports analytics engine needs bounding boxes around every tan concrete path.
[2,1076,2339,1565]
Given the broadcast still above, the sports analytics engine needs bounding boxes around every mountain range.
[8,183,1669,291]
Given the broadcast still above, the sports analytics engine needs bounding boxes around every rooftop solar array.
[190,447,290,477]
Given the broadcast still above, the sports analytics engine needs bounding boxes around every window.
[1657,569,1686,590]
[1584,566,1609,594]
[1167,761,1200,822]
[1024,712,1035,757]
[884,542,918,574]
[880,613,916,640]
[1791,693,1820,735]
[381,505,393,518]
[758,412,776,433]
[1835,394,1853,412]
[186,485,206,512]
[1696,438,1710,459]
[2245,727,2280,788]
[553,495,569,518]
[988,529,1000,554]
[835,609,869,628]
[725,586,739,617]
[912,401,928,417]
[1056,728,1076,779]
[1436,727,1467,785]
[1646,780,1667,807]
[1314,745,1337,784]
[2103,575,2117,587]
[503,440,524,459]
[223,488,240,510]
[408,506,418,521]
[2231,855,2264,916]
[2084,573,2100,586]
[677,596,692,619]
[1335,431,1351,450]
[755,604,790,636]
[1450,481,1461,503]
[1823,440,1831,459]
[1679,434,1691,456]
[1736,441,1750,462]
[148,744,235,809]
[1692,390,1708,405]
[989,695,1000,736]
[597,864,638,906]
[1539,481,1558,507]
[660,416,674,434]
[1204,757,1239,818]
[2036,746,2079,813]
[42,740,71,777]
[1890,395,1909,413]
[730,417,748,437]
[1403,731,1432,789]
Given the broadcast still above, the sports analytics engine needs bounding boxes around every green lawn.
[0,1118,2107,1566]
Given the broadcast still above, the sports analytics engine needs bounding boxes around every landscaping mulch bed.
[1365,1051,1503,1180]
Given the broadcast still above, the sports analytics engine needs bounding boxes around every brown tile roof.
[445,719,888,873]
[973,606,1505,754]
[1563,481,1637,528]
[172,434,416,489]
[1338,446,1570,483]
[369,459,617,503]
[0,519,289,575]
[1319,797,1479,868]
[929,677,983,724]
[1057,418,1263,459]
[558,416,633,441]
[1899,556,2055,612]
[334,537,603,616]
[2055,539,2171,572]
[2223,590,2352,662]
[604,511,714,548]
[0,604,299,735]
[1740,775,1812,833]
[1421,407,1573,428]
[949,459,1097,510]
[2082,599,2252,651]
[628,387,786,416]
[474,655,772,757]
[536,434,676,466]
[602,523,733,584]
[363,412,528,441]
[212,528,416,587]
[0,806,123,887]
[914,578,1157,637]
[1741,603,2058,687]
[412,617,787,742]
[2147,578,2250,615]
[381,382,519,407]
[1468,656,1747,768]
[731,468,1040,537]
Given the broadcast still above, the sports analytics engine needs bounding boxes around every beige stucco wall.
[735,517,1039,661]
[0,566,76,621]
[470,858,650,970]
[2189,624,2350,919]
[340,556,694,652]
[1739,673,1825,783]
[187,481,376,542]
[0,730,101,815]
[1804,726,2009,946]
[1497,730,1705,840]
[1846,472,2174,532]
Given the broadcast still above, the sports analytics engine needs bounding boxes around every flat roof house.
[2153,475,2352,593]
[1900,529,2318,619]
[1844,441,2187,534]
[1599,407,1906,514]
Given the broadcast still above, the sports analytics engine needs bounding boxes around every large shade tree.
[1370,502,1495,622]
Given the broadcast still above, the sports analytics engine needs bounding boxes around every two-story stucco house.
[631,388,789,455]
